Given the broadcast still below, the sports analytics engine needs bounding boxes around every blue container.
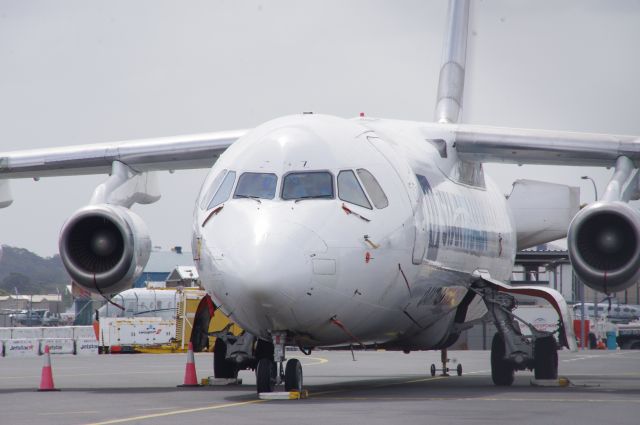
[606,331,617,350]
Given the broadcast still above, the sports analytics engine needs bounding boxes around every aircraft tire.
[213,338,238,379]
[256,358,276,393]
[491,333,514,386]
[284,358,303,391]
[534,335,558,380]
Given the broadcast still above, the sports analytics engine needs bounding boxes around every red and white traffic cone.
[38,345,59,392]
[178,342,201,387]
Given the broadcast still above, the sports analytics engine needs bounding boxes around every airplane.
[1,0,639,393]
[573,302,640,324]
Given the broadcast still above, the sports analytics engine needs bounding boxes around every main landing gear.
[255,331,304,394]
[475,281,559,386]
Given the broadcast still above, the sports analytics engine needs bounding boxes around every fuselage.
[192,114,516,349]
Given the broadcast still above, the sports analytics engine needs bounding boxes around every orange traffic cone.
[178,342,201,387]
[38,345,59,392]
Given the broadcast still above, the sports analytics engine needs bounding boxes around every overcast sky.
[1,0,640,257]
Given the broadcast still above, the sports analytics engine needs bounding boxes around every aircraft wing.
[451,124,640,167]
[0,129,247,179]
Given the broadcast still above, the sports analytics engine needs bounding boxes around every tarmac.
[1,349,639,425]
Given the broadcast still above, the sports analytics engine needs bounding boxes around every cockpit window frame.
[199,168,228,210]
[233,172,278,200]
[337,170,372,210]
[281,170,335,201]
[356,168,389,209]
[206,170,237,210]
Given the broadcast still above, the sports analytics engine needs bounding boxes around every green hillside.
[0,245,69,295]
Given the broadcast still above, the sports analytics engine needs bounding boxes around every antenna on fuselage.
[434,0,470,124]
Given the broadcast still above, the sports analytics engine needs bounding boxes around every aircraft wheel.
[491,333,514,386]
[456,363,463,376]
[430,364,436,377]
[256,358,276,393]
[284,358,303,392]
[534,336,558,380]
[213,338,238,379]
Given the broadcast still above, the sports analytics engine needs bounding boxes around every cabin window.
[207,170,236,209]
[357,169,388,209]
[234,172,277,200]
[338,170,372,209]
[199,169,227,210]
[282,171,333,200]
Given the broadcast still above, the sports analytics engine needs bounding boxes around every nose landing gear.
[255,331,305,395]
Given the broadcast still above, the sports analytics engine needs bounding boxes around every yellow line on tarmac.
[294,356,329,366]
[84,400,266,425]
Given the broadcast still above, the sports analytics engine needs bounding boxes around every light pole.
[581,175,599,347]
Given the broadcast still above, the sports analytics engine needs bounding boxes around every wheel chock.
[530,377,570,387]
[202,377,243,386]
[258,390,309,400]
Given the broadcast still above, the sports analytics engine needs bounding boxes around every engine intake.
[59,204,151,295]
[568,201,640,293]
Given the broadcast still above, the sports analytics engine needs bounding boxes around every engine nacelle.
[59,204,151,295]
[568,201,640,293]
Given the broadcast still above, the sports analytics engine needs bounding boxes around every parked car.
[10,309,60,326]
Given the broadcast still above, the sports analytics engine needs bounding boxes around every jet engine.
[567,201,640,293]
[59,204,151,295]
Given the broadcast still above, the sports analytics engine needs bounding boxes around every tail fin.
[434,0,470,124]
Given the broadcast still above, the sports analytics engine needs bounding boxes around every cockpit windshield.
[282,171,334,200]
[207,170,236,210]
[338,170,371,209]
[357,169,388,209]
[234,172,277,200]
[199,169,227,210]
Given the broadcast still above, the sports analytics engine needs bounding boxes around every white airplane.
[1,0,639,393]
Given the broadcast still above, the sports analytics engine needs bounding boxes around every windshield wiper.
[235,195,262,203]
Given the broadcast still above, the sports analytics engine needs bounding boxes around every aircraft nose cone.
[216,217,327,311]
[235,242,309,305]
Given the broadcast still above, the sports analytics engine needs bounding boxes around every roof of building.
[0,295,62,302]
[516,242,570,264]
[521,242,567,253]
[174,266,198,280]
